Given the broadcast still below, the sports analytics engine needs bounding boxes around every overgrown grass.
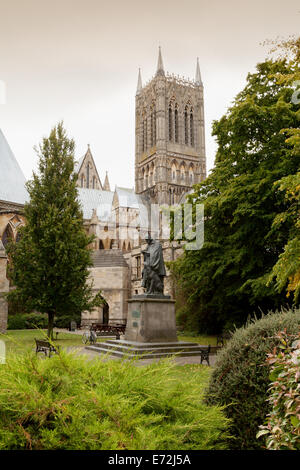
[0,349,230,450]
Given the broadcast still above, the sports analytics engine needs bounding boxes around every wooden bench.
[35,339,60,357]
[200,345,211,366]
[91,320,127,340]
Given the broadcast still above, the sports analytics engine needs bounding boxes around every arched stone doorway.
[103,300,109,324]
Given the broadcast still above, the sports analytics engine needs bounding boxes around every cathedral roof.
[114,186,149,209]
[77,188,114,220]
[74,154,85,174]
[0,129,29,205]
[114,187,150,228]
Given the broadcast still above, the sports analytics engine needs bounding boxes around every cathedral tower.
[135,49,206,205]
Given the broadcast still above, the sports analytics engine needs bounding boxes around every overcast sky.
[0,0,299,189]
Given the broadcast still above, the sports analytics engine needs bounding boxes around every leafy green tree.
[268,166,300,301]
[266,37,300,302]
[170,57,300,333]
[7,123,103,338]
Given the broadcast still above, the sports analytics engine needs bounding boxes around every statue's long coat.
[148,240,166,276]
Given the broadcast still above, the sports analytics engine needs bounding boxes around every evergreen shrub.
[7,313,48,330]
[206,309,300,449]
[0,350,230,450]
[257,330,300,450]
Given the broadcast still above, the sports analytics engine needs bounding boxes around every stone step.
[91,343,203,355]
[106,339,199,348]
[92,339,219,354]
[85,345,207,359]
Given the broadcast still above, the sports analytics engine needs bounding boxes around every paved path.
[67,345,217,367]
[58,329,218,367]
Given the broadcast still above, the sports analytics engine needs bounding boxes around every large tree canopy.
[267,37,300,302]
[7,123,102,337]
[170,56,300,333]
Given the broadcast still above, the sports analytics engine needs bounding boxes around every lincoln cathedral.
[0,48,206,331]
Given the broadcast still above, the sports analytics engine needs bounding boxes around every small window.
[136,255,141,278]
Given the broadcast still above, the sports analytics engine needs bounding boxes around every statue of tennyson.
[141,234,166,295]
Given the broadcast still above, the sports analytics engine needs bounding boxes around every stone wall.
[82,263,129,326]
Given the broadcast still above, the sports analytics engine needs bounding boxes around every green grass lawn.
[1,329,213,403]
[0,329,84,355]
[178,333,218,345]
[0,329,217,358]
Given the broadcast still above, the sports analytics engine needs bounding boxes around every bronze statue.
[141,234,166,295]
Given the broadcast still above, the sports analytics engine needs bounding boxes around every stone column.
[0,241,9,333]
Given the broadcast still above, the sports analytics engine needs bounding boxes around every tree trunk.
[47,312,55,340]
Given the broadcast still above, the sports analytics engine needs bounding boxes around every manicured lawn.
[1,329,85,355]
[1,329,218,356]
[178,333,218,345]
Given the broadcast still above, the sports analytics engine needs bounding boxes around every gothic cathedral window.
[184,107,188,145]
[169,105,173,142]
[86,164,90,189]
[150,104,156,147]
[143,119,147,152]
[2,224,13,248]
[190,110,194,146]
[153,107,156,145]
[175,105,179,143]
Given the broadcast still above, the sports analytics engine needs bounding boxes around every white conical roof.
[156,46,165,76]
[0,129,29,205]
[195,57,202,85]
[136,68,142,94]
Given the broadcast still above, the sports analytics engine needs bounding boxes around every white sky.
[0,0,299,188]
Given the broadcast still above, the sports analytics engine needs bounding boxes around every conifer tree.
[7,123,102,338]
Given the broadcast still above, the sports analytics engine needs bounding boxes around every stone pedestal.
[85,295,210,360]
[125,295,177,343]
[0,241,9,333]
